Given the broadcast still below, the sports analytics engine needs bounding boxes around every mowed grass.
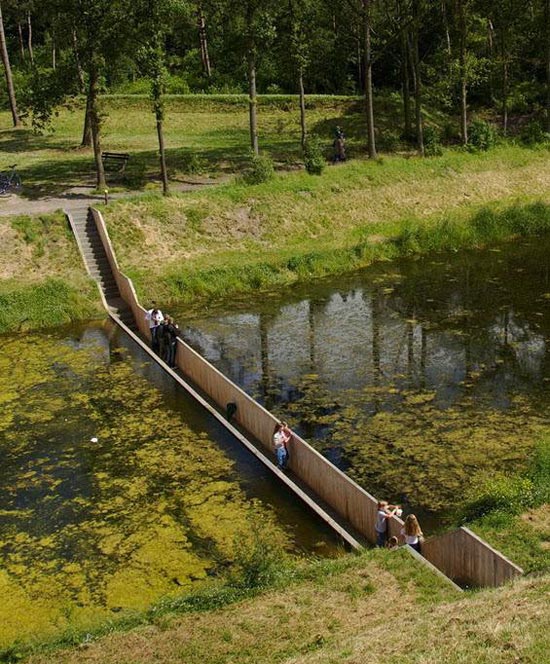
[22,548,550,664]
[102,142,550,306]
[0,95,374,197]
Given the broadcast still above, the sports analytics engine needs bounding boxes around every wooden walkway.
[67,205,524,590]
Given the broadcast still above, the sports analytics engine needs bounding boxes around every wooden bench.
[101,152,130,173]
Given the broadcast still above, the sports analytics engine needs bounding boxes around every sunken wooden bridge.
[67,206,523,590]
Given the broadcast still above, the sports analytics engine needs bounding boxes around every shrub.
[423,126,443,156]
[467,119,497,152]
[229,522,288,589]
[244,152,274,185]
[378,130,400,152]
[461,474,536,522]
[520,120,550,146]
[303,136,326,175]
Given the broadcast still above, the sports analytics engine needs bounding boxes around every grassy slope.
[104,144,550,306]
[24,549,550,664]
[0,212,101,332]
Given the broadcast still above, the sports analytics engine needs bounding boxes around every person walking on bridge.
[273,422,292,470]
[374,500,400,547]
[145,304,164,353]
[163,316,180,368]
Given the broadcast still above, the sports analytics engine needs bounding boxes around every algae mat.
[179,238,550,524]
[0,325,289,648]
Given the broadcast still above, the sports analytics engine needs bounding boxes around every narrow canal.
[177,237,550,528]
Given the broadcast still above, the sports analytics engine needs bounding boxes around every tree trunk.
[153,82,169,195]
[362,0,377,159]
[27,10,34,65]
[17,23,25,62]
[458,0,468,145]
[247,49,259,154]
[156,114,169,195]
[0,4,21,127]
[546,0,550,132]
[72,29,86,92]
[197,1,212,78]
[442,0,451,62]
[88,66,106,189]
[400,20,412,139]
[81,93,93,147]
[412,0,424,155]
[487,18,495,104]
[501,36,508,136]
[52,36,56,70]
[299,67,307,149]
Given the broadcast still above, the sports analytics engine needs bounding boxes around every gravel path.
[0,177,229,218]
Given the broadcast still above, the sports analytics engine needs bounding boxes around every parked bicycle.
[0,164,22,195]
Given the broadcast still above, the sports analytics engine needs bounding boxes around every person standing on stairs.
[146,304,164,353]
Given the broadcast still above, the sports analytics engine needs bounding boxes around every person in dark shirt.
[163,316,180,368]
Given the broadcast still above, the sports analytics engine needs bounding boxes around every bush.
[303,136,326,175]
[243,152,274,185]
[229,522,288,589]
[461,474,536,522]
[378,130,400,152]
[520,120,550,146]
[423,126,443,156]
[467,119,497,152]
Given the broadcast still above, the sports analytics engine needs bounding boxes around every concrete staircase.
[70,207,137,331]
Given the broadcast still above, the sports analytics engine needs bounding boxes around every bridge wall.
[90,208,523,588]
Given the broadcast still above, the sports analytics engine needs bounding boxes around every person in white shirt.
[400,514,424,553]
[145,305,164,353]
[374,500,400,547]
[272,422,291,469]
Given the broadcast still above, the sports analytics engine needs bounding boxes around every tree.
[0,1,21,127]
[288,0,316,148]
[362,0,377,158]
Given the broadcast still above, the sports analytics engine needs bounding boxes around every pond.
[0,323,340,649]
[177,238,550,528]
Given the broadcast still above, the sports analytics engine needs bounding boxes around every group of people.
[272,422,424,553]
[375,500,424,553]
[145,304,181,368]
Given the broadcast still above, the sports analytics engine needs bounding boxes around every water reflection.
[179,239,550,518]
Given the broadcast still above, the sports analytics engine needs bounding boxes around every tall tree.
[362,0,377,158]
[0,2,21,127]
[196,0,212,78]
[456,0,468,144]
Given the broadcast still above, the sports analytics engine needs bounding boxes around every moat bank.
[5,146,550,333]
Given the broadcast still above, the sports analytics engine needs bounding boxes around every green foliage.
[229,521,289,589]
[0,278,99,333]
[302,136,325,175]
[467,120,497,152]
[243,152,275,185]
[0,335,293,650]
[461,476,536,522]
[423,126,443,157]
[520,120,550,147]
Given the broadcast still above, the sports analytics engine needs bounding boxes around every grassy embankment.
[105,143,550,309]
[5,97,550,331]
[0,212,101,332]
[18,548,550,664]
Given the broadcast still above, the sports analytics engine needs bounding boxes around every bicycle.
[0,164,22,195]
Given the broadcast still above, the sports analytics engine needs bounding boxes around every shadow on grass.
[0,127,76,153]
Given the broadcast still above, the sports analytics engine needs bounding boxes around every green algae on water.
[0,329,288,649]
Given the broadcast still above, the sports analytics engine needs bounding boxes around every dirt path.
[0,177,230,218]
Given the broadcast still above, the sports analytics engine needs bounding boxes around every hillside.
[23,548,550,664]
